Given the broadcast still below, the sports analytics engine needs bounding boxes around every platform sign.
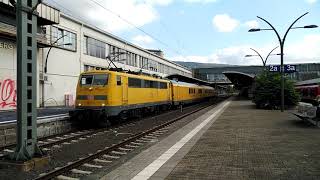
[269,65,297,73]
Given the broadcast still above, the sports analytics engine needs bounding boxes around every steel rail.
[1,100,215,156]
[35,100,223,180]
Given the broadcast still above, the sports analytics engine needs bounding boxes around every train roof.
[81,69,213,88]
[170,80,213,89]
[81,69,169,82]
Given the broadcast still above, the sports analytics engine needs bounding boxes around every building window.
[149,60,158,72]
[84,64,107,72]
[141,57,149,70]
[130,53,137,66]
[51,26,76,51]
[126,52,137,67]
[84,36,107,59]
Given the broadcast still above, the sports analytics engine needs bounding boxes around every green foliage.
[253,71,300,109]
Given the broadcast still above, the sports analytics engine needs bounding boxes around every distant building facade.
[0,1,191,110]
[193,63,320,83]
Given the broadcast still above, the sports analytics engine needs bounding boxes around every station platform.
[0,106,73,124]
[101,98,320,180]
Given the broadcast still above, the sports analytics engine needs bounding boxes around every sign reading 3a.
[269,64,297,73]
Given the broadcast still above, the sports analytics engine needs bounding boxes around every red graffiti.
[0,79,17,109]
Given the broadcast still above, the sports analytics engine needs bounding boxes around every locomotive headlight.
[78,103,82,106]
[102,103,105,106]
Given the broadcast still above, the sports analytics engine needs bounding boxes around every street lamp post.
[44,35,72,73]
[245,46,279,67]
[42,35,72,107]
[248,12,318,112]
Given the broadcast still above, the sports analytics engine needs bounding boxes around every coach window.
[160,82,167,89]
[129,78,142,88]
[144,80,151,88]
[116,75,121,85]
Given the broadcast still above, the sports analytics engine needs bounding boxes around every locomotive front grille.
[77,95,107,100]
[94,95,107,100]
[77,95,88,100]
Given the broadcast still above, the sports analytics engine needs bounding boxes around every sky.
[45,0,320,65]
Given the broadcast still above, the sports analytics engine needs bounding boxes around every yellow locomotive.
[70,69,215,124]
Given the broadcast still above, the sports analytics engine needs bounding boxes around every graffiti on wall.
[0,78,17,109]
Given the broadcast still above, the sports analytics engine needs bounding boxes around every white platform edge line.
[131,101,231,180]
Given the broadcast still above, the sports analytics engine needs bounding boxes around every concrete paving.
[100,99,320,180]
[166,100,320,180]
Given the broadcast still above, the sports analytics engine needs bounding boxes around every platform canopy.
[222,71,255,89]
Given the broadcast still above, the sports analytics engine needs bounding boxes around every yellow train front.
[70,70,172,123]
[70,69,216,124]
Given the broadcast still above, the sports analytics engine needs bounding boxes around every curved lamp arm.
[265,46,279,66]
[44,34,67,73]
[249,48,264,66]
[257,16,282,46]
[283,12,309,44]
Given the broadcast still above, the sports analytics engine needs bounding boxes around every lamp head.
[248,28,261,32]
[304,25,318,29]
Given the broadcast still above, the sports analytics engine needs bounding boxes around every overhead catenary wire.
[140,0,191,57]
[81,0,192,62]
[44,0,193,65]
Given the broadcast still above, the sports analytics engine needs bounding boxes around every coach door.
[120,76,128,105]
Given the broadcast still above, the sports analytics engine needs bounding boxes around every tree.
[253,71,300,109]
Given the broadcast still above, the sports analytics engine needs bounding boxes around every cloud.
[212,14,240,32]
[286,34,320,61]
[171,34,320,66]
[306,0,317,4]
[46,0,170,32]
[142,0,173,6]
[244,20,259,29]
[132,35,154,47]
[184,0,218,3]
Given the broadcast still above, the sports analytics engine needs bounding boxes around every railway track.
[0,120,140,158]
[0,100,215,158]
[0,129,95,158]
[35,100,221,180]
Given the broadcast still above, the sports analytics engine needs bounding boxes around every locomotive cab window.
[92,74,108,86]
[81,75,93,86]
[80,74,108,86]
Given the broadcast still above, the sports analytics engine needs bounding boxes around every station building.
[0,1,192,111]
